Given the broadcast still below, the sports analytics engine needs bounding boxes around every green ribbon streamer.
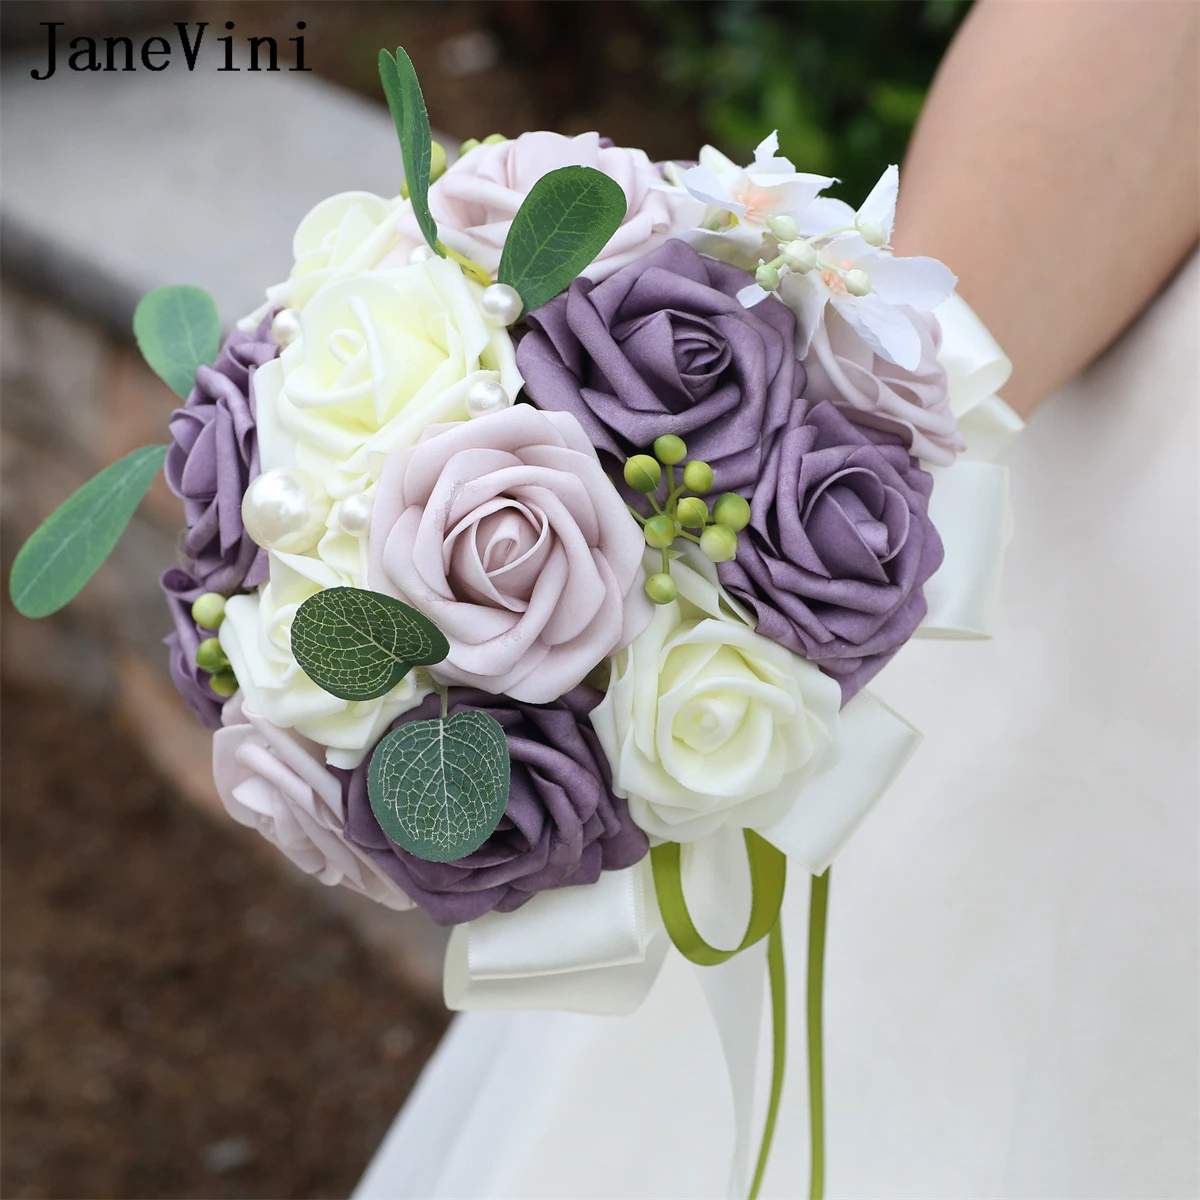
[649,830,787,966]
[807,869,830,1200]
[650,840,830,1200]
[650,832,788,1199]
[747,919,786,1200]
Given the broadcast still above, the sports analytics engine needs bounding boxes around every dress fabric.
[354,255,1199,1200]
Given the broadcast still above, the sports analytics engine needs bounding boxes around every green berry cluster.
[190,592,238,697]
[623,435,751,606]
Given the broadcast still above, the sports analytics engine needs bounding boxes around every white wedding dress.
[355,255,1198,1200]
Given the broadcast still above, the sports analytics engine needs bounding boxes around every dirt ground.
[1,680,449,1200]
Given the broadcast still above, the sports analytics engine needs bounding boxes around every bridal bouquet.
[10,47,1019,1200]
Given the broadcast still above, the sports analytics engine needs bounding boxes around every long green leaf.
[133,285,221,398]
[368,711,510,863]
[498,166,627,314]
[9,445,167,618]
[378,46,442,257]
[290,587,449,702]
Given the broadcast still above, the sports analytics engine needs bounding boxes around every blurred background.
[1,2,967,1196]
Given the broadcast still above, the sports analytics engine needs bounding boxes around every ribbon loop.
[443,862,667,1015]
[651,830,787,966]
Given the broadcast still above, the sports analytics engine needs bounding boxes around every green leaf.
[497,166,628,314]
[368,711,511,863]
[379,46,442,258]
[9,445,167,618]
[290,587,449,702]
[132,285,222,399]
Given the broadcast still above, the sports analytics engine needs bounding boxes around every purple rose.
[341,687,649,926]
[717,400,943,703]
[164,313,279,595]
[517,239,804,493]
[160,567,226,730]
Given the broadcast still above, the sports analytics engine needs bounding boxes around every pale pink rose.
[368,406,651,703]
[212,697,414,910]
[390,131,701,282]
[802,307,965,467]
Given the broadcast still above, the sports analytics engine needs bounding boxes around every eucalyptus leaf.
[9,445,168,619]
[379,46,442,258]
[132,285,221,398]
[290,587,449,702]
[497,166,627,314]
[368,711,511,863]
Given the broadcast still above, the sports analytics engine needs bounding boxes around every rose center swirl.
[444,496,551,610]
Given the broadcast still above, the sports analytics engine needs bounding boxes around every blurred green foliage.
[641,0,970,204]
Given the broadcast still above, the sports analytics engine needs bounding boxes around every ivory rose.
[367,406,651,703]
[391,132,701,281]
[212,696,414,910]
[591,553,844,842]
[219,550,428,769]
[265,190,407,312]
[253,257,522,501]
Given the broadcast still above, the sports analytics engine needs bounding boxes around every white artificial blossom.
[734,164,958,369]
[673,132,836,265]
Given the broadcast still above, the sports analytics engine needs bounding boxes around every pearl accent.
[409,244,435,264]
[479,283,523,327]
[465,379,512,418]
[271,308,302,348]
[337,494,374,538]
[241,467,330,554]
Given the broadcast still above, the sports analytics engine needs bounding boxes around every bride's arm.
[893,0,1198,417]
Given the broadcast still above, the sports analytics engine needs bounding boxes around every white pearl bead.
[409,244,435,264]
[241,468,330,554]
[465,379,512,418]
[337,494,373,538]
[479,283,523,327]
[271,308,302,348]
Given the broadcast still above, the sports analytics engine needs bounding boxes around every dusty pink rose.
[368,406,651,702]
[212,697,414,910]
[802,307,965,466]
[391,132,700,282]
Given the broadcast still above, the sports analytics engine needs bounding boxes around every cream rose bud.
[367,406,652,703]
[267,191,406,312]
[213,696,414,911]
[253,257,522,501]
[591,553,845,842]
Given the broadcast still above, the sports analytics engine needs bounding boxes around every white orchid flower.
[677,132,836,266]
[796,162,900,245]
[736,165,957,369]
